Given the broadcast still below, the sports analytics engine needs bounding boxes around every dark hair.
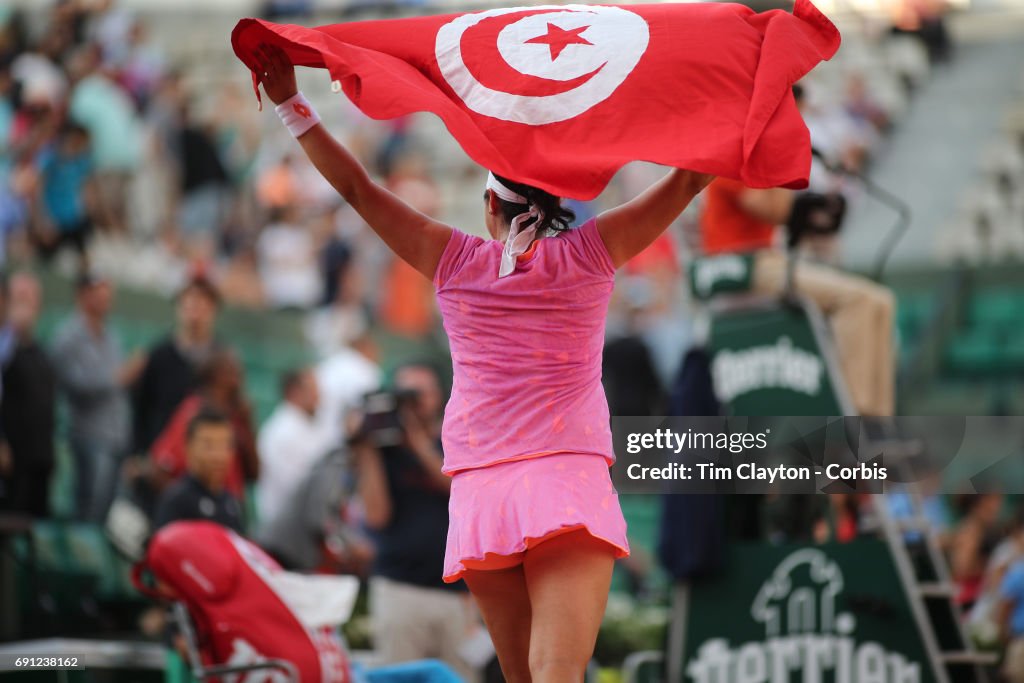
[186,405,231,441]
[485,173,576,234]
[75,270,107,292]
[61,122,89,140]
[177,273,221,307]
[279,367,308,398]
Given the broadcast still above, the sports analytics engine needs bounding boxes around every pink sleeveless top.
[433,219,616,475]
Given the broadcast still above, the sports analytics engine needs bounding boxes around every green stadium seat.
[165,648,199,683]
[31,520,69,573]
[20,521,101,626]
[895,293,936,346]
[1004,334,1024,370]
[969,290,1023,330]
[945,329,1004,374]
[48,443,75,520]
[63,523,139,601]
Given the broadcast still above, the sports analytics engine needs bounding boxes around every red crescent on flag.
[457,9,606,99]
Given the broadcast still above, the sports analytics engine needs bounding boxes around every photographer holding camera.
[352,362,482,681]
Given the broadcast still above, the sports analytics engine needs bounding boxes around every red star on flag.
[525,23,593,61]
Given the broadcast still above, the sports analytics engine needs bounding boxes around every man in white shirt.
[256,368,333,529]
[315,333,382,446]
[257,206,323,309]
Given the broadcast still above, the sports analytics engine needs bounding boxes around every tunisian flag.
[232,1,840,200]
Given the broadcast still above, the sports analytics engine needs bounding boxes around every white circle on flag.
[435,5,650,125]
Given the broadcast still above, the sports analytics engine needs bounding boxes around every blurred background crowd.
[0,0,1023,680]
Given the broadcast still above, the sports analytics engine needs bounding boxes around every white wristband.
[275,92,321,138]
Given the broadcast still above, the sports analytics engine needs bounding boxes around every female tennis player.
[255,43,713,683]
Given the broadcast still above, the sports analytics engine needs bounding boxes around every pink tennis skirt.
[443,452,630,583]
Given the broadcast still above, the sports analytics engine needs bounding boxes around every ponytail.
[488,174,576,233]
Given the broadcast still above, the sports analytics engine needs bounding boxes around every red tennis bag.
[134,521,352,683]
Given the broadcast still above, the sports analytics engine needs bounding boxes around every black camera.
[785,191,848,249]
[351,389,421,448]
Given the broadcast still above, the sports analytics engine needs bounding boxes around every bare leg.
[523,530,616,683]
[464,565,533,683]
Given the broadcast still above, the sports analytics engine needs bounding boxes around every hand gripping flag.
[232,0,840,200]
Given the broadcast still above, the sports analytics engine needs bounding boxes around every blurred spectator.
[306,239,367,357]
[0,64,24,266]
[970,508,1024,650]
[375,116,413,178]
[257,205,322,310]
[800,82,874,179]
[90,2,135,67]
[0,274,11,506]
[175,104,230,258]
[355,363,478,682]
[33,122,95,269]
[843,73,891,138]
[828,494,866,543]
[51,273,137,522]
[378,156,439,338]
[0,12,30,66]
[210,83,261,190]
[150,349,259,501]
[113,20,165,110]
[132,273,221,456]
[1000,518,1024,683]
[887,475,952,544]
[217,243,266,310]
[66,44,142,234]
[0,272,55,517]
[891,0,952,65]
[951,493,1004,609]
[262,0,314,20]
[256,367,332,529]
[258,444,372,574]
[379,258,434,339]
[11,46,67,113]
[0,272,13,391]
[153,407,243,533]
[316,332,381,445]
[762,494,829,545]
[256,154,303,211]
[602,327,665,418]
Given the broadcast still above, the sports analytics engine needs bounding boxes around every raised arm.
[256,44,451,279]
[597,168,715,269]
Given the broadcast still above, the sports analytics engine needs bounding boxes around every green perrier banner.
[681,540,935,682]
[708,304,846,416]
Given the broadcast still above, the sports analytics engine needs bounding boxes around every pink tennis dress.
[434,218,629,583]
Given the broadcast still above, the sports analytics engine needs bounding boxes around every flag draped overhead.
[232,0,840,200]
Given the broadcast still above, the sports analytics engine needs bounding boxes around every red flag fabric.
[232,1,840,200]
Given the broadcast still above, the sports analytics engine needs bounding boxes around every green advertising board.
[707,302,850,416]
[689,255,756,301]
[679,540,936,683]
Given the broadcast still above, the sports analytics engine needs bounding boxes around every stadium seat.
[896,292,937,347]
[63,523,140,602]
[945,329,1004,374]
[969,289,1023,329]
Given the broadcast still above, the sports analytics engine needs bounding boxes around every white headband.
[485,172,543,278]
[486,172,528,205]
